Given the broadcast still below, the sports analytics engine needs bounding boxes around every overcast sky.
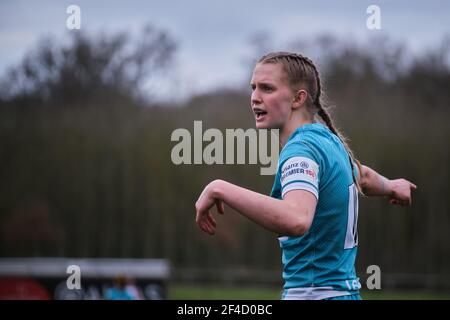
[1,0,449,100]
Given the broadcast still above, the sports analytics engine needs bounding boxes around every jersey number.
[344,184,359,249]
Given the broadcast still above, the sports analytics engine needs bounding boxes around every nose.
[251,90,262,106]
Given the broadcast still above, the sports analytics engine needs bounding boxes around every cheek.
[268,95,291,117]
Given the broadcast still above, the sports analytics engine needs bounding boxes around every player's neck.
[280,118,313,148]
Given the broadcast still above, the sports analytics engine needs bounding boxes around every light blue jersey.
[270,123,361,300]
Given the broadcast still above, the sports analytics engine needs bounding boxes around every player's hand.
[195,180,225,235]
[387,179,417,206]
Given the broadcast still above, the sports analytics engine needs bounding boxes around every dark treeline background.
[1,26,449,290]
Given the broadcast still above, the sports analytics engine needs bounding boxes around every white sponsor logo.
[281,157,318,186]
[280,157,319,199]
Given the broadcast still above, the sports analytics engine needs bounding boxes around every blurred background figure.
[105,274,134,300]
[125,276,143,300]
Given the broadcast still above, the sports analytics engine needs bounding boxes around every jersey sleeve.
[279,142,320,200]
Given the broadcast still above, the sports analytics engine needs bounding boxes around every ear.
[292,89,308,109]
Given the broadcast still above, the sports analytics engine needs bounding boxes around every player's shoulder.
[281,123,331,162]
[287,123,332,147]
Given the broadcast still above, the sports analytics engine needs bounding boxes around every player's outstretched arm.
[195,179,317,236]
[359,165,417,206]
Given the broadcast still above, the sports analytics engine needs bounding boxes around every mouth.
[253,108,267,121]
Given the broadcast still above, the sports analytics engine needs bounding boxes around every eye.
[261,84,274,92]
[250,84,256,91]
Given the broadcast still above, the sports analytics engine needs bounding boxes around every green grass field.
[169,284,450,300]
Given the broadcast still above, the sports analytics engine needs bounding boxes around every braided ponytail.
[259,52,364,195]
[315,102,364,195]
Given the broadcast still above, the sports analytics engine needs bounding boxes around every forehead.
[251,62,287,83]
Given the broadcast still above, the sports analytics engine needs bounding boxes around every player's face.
[250,63,294,130]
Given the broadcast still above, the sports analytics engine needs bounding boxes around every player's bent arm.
[195,179,317,237]
[359,164,417,206]
[359,165,392,196]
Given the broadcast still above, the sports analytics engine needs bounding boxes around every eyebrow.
[250,81,276,86]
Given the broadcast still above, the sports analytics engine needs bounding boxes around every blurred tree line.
[0,26,449,289]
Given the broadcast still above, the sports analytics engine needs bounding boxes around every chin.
[255,122,269,129]
[255,120,275,129]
